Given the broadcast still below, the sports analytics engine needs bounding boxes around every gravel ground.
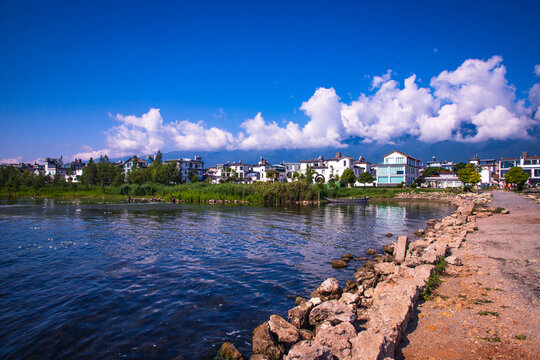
[397,191,540,360]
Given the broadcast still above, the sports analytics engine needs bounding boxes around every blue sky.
[1,0,539,164]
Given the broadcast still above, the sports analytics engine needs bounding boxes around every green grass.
[515,334,527,340]
[421,257,447,301]
[1,183,455,206]
[472,299,493,305]
[478,311,499,317]
[481,336,501,343]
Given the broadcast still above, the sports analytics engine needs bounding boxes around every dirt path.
[397,191,540,360]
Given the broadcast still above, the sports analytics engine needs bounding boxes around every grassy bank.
[0,182,453,206]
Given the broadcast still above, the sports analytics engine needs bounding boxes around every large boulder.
[268,315,300,345]
[311,278,342,301]
[350,329,387,360]
[283,340,332,360]
[374,262,396,276]
[309,300,356,326]
[332,259,348,269]
[393,235,409,264]
[288,301,314,329]
[252,322,284,360]
[216,342,244,360]
[314,322,356,360]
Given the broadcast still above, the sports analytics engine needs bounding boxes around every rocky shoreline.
[218,191,494,360]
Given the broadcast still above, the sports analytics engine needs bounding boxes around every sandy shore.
[397,191,540,359]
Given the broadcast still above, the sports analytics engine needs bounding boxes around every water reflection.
[0,200,453,359]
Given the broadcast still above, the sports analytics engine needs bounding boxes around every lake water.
[0,200,454,359]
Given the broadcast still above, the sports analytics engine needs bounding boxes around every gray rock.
[283,340,332,360]
[299,329,314,340]
[314,322,356,360]
[311,278,342,301]
[252,322,284,360]
[382,243,395,255]
[309,300,356,326]
[268,314,300,345]
[332,259,348,269]
[216,342,244,360]
[394,235,409,264]
[365,248,378,255]
[288,301,314,329]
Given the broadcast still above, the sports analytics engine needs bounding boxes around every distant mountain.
[154,134,540,167]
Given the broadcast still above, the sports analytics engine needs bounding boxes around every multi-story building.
[469,155,497,185]
[375,150,422,186]
[123,156,148,174]
[166,156,205,182]
[297,153,370,183]
[499,152,540,184]
[426,156,455,171]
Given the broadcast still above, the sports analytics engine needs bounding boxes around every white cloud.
[0,156,23,164]
[73,56,539,160]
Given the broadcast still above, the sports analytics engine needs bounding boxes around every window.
[534,169,540,178]
[501,161,515,168]
[343,160,347,166]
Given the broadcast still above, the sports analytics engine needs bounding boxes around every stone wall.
[228,192,494,360]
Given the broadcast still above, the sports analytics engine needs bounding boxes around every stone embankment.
[232,192,492,360]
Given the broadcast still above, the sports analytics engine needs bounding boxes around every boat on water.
[324,196,369,204]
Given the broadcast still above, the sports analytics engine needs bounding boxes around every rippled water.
[0,199,453,359]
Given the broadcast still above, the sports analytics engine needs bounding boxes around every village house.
[423,171,463,188]
[425,156,455,171]
[283,162,301,182]
[375,150,421,186]
[469,155,497,185]
[297,153,371,183]
[499,152,540,185]
[122,156,148,174]
[166,156,205,182]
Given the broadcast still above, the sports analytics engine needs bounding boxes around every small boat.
[324,196,369,204]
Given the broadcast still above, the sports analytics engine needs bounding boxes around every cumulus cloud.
[73,56,539,160]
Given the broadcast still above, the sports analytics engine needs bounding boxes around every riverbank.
[397,191,540,360]
[0,183,454,206]
[224,191,493,359]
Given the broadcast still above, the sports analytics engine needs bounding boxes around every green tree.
[292,171,300,181]
[32,172,46,198]
[153,150,163,166]
[304,166,314,184]
[5,167,21,199]
[357,172,375,188]
[422,167,440,177]
[457,163,481,191]
[188,169,200,183]
[504,167,529,191]
[453,162,467,173]
[340,168,357,186]
[82,158,98,185]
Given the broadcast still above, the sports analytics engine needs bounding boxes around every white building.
[426,156,455,171]
[44,157,63,177]
[469,155,497,185]
[499,152,540,185]
[375,150,421,186]
[283,162,301,182]
[297,153,368,183]
[123,156,148,174]
[423,173,463,188]
[166,156,205,182]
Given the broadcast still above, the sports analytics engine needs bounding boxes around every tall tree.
[504,167,529,191]
[357,172,374,188]
[340,168,357,187]
[32,172,46,199]
[457,164,481,191]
